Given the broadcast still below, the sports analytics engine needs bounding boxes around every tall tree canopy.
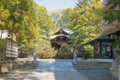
[104,0,120,22]
[0,0,40,55]
[104,0,120,47]
[70,0,102,57]
[0,0,55,57]
[34,3,55,52]
[50,0,102,57]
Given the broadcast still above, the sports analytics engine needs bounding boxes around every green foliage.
[74,44,94,59]
[34,3,55,36]
[56,44,73,59]
[112,36,120,47]
[104,0,120,22]
[0,6,9,29]
[0,0,102,59]
[36,38,52,52]
[37,50,57,59]
[104,10,120,22]
[0,0,40,56]
[0,0,55,58]
[104,0,120,47]
[107,0,120,4]
[33,4,56,58]
[58,0,102,58]
[83,45,94,58]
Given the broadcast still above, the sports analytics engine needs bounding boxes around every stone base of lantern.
[110,47,120,79]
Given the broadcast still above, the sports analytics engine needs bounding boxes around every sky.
[34,0,77,11]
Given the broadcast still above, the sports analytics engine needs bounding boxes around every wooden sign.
[6,38,18,58]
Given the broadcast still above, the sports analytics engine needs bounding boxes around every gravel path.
[77,69,118,80]
[0,59,118,80]
[0,61,36,80]
[24,59,88,80]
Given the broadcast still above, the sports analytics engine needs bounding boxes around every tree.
[0,1,10,38]
[72,0,102,57]
[55,0,102,58]
[33,3,56,56]
[34,3,55,36]
[0,0,40,57]
[104,0,120,47]
[0,0,56,57]
[104,0,120,22]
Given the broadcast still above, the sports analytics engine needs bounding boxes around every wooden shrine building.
[89,35,115,59]
[89,24,120,59]
[50,27,72,50]
[88,0,120,59]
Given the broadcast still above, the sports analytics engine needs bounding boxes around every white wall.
[0,30,8,38]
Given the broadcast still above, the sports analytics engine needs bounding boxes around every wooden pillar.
[99,42,102,58]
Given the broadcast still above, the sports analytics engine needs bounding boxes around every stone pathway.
[24,59,88,80]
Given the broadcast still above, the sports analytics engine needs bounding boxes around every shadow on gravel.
[77,69,118,80]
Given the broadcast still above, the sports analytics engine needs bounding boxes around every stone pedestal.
[110,47,120,79]
[118,65,120,80]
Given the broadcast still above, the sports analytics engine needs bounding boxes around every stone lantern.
[110,46,120,79]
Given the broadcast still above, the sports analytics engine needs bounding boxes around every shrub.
[75,45,94,59]
[37,50,57,59]
[84,45,94,58]
[55,43,73,59]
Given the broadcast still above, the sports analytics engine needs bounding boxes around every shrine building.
[50,27,72,50]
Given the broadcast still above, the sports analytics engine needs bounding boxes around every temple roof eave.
[55,27,73,34]
[49,34,69,40]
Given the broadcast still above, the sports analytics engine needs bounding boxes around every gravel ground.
[77,69,118,80]
[0,62,37,80]
[0,70,32,80]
